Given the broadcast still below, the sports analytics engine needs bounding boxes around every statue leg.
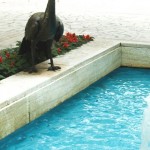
[28,40,38,73]
[46,40,61,71]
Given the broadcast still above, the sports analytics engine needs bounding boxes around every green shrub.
[0,33,93,80]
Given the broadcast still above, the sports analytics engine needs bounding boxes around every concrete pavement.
[0,0,150,49]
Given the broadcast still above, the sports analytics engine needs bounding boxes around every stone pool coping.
[0,38,150,139]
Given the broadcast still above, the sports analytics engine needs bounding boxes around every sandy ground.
[0,0,150,49]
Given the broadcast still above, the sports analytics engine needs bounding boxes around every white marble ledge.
[120,40,150,48]
[0,38,120,109]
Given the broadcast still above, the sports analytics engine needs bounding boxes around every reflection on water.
[141,95,150,150]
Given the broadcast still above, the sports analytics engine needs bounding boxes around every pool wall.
[122,42,150,68]
[0,38,149,139]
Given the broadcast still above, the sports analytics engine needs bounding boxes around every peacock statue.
[19,0,64,73]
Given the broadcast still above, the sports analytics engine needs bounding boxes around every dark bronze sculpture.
[19,0,64,73]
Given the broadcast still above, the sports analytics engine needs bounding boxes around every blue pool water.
[0,67,150,150]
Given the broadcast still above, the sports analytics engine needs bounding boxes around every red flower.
[65,32,78,43]
[5,51,10,58]
[0,56,3,63]
[83,34,91,40]
[63,42,69,48]
[70,37,78,43]
[57,48,61,53]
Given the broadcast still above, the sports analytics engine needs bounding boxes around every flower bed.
[0,33,93,80]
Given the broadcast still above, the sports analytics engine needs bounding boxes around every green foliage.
[0,33,93,80]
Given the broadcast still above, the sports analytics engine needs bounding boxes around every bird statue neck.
[44,0,56,23]
[35,0,57,41]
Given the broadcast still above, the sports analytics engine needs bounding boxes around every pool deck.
[1,0,150,49]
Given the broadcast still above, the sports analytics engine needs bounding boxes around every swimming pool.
[0,67,149,149]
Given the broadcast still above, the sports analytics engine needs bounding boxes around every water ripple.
[0,67,149,150]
